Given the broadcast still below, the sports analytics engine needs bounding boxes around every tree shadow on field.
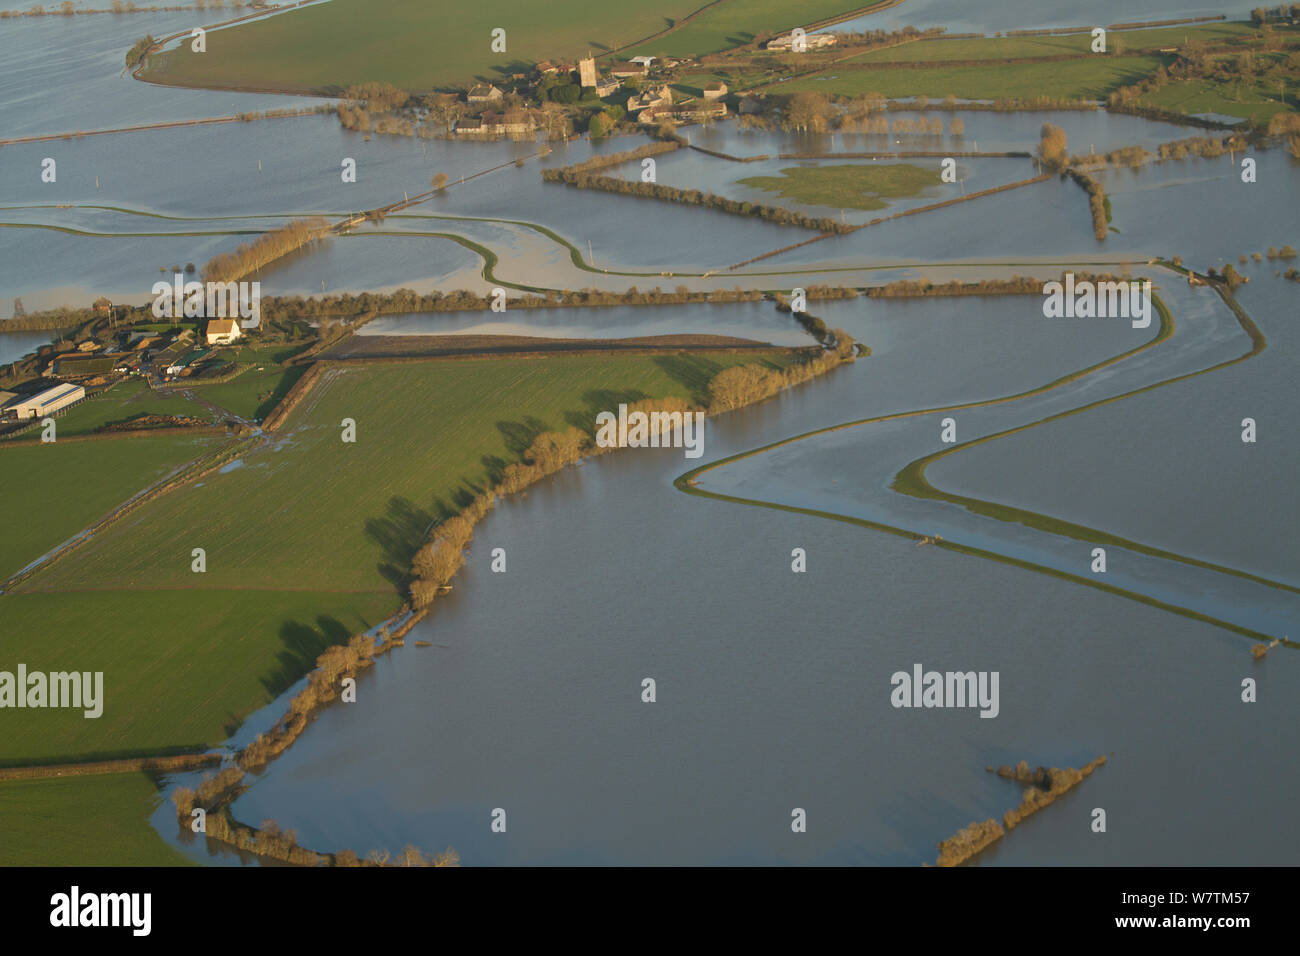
[365,496,434,587]
[487,59,534,80]
[497,415,550,457]
[480,453,510,486]
[562,388,653,436]
[260,615,352,696]
[425,485,484,527]
[651,355,725,405]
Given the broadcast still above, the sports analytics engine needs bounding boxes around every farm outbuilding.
[7,383,85,420]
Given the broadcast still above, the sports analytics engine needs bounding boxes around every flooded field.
[3,3,1295,872]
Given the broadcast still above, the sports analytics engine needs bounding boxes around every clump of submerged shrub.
[1156,136,1231,161]
[932,756,1106,866]
[172,766,246,822]
[1066,169,1110,240]
[542,142,680,178]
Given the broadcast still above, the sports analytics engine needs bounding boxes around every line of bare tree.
[202,217,331,284]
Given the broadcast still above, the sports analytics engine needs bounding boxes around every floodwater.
[928,278,1300,585]
[0,329,54,365]
[698,280,1297,636]
[827,1,1257,36]
[0,10,335,138]
[5,7,1296,867]
[193,289,1299,866]
[357,301,818,346]
[0,28,1256,314]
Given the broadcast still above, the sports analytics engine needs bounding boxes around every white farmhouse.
[205,318,242,345]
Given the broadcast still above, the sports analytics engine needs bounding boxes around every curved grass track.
[891,287,1296,595]
[675,279,1297,643]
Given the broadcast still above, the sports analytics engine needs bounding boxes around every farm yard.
[41,379,210,437]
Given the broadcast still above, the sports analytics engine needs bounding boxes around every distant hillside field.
[622,0,889,59]
[143,0,876,93]
[144,0,704,93]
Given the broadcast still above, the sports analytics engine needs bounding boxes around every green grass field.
[28,354,793,595]
[1138,76,1296,121]
[625,0,872,59]
[0,434,221,580]
[738,163,937,210]
[778,54,1167,101]
[0,589,397,763]
[0,774,191,866]
[51,380,209,436]
[192,365,308,422]
[846,22,1259,64]
[214,344,310,365]
[146,0,705,93]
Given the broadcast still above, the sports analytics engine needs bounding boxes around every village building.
[151,341,189,375]
[629,56,656,68]
[455,109,539,136]
[50,355,115,379]
[593,76,621,97]
[6,382,85,420]
[609,61,648,78]
[578,56,598,88]
[205,318,242,345]
[466,83,503,103]
[702,81,728,100]
[166,347,211,377]
[640,100,727,124]
[766,31,837,50]
[627,85,674,115]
